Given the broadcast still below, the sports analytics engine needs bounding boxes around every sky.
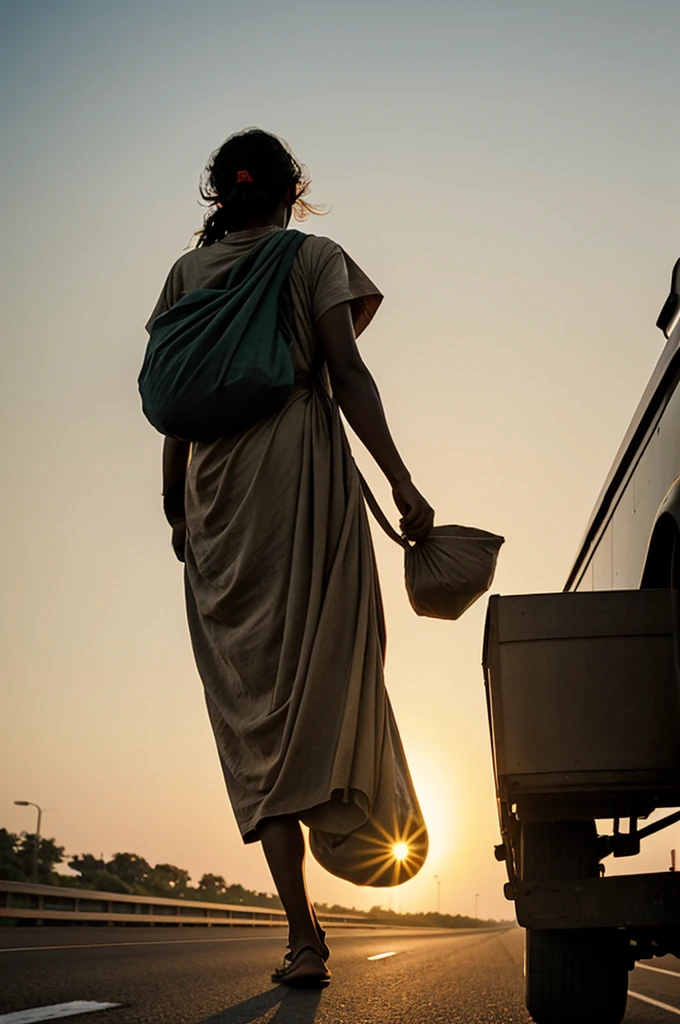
[2,0,680,920]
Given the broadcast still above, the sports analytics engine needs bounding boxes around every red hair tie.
[236,169,254,184]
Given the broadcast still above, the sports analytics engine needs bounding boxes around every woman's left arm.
[162,437,191,561]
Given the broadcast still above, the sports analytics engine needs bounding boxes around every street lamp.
[474,892,480,922]
[14,801,43,883]
[434,874,441,914]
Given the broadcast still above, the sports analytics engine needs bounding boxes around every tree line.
[0,827,282,909]
[1,826,509,927]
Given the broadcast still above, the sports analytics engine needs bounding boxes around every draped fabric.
[147,227,427,884]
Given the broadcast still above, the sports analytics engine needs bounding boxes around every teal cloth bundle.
[139,229,307,441]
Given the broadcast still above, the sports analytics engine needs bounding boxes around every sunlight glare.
[392,841,409,862]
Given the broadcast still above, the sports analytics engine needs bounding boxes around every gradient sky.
[2,0,680,919]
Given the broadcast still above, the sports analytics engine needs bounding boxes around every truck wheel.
[521,822,627,1023]
[526,928,628,1024]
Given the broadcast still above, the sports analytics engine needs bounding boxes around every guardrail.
[0,881,374,928]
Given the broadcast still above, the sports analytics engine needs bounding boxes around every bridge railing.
[0,880,375,928]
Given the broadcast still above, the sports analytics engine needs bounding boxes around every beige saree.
[147,227,427,884]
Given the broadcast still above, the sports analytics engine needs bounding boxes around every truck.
[483,258,680,1024]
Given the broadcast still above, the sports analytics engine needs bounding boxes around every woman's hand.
[171,521,187,562]
[392,479,434,541]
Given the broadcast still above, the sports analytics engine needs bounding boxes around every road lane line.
[367,951,397,960]
[0,935,290,954]
[0,1002,120,1022]
[0,926,410,955]
[629,991,680,1016]
[638,964,680,979]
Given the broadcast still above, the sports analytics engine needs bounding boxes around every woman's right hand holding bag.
[392,478,434,542]
[318,301,503,620]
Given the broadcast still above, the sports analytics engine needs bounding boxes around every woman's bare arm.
[317,302,434,540]
[162,437,191,561]
[162,437,190,519]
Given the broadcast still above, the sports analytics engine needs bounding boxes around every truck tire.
[521,821,628,1024]
[526,929,628,1024]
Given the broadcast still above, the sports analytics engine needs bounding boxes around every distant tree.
[63,853,131,894]
[55,869,130,894]
[91,871,132,894]
[68,853,106,884]
[14,834,65,884]
[106,852,151,889]
[0,829,24,881]
[224,883,249,905]
[192,876,282,909]
[146,863,191,897]
[38,836,65,882]
[222,884,282,909]
[196,873,229,900]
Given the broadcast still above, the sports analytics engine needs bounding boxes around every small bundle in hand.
[359,471,504,621]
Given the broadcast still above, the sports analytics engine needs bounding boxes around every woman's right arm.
[317,302,434,541]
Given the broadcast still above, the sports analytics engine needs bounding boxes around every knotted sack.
[138,229,307,441]
[306,704,429,887]
[358,472,504,620]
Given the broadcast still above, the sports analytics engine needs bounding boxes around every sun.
[392,842,409,862]
[316,812,428,886]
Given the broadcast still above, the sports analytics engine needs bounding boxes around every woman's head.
[196,128,323,246]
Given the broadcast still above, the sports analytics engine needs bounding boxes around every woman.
[146,128,434,987]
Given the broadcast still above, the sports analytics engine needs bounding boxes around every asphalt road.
[1,925,680,1023]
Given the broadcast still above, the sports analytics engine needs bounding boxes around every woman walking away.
[144,128,434,987]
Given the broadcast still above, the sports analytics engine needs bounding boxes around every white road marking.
[0,926,458,956]
[367,951,397,960]
[0,1002,120,1022]
[638,963,680,979]
[0,934,289,954]
[629,991,680,1016]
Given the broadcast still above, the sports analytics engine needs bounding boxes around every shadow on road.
[199,985,324,1023]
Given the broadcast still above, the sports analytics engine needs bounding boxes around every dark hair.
[195,128,324,246]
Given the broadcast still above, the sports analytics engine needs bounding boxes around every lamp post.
[14,801,43,883]
[474,893,480,923]
[434,874,441,914]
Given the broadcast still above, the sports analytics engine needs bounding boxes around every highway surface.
[1,925,680,1023]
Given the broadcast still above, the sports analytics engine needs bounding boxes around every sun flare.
[319,810,428,886]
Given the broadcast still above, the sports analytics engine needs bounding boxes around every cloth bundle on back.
[139,230,307,440]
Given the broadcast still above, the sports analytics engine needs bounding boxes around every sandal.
[273,910,330,978]
[271,945,331,987]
